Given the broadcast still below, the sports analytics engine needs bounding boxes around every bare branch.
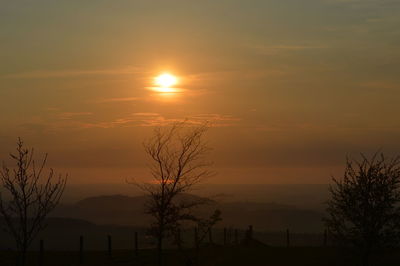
[0,139,67,265]
[135,121,217,266]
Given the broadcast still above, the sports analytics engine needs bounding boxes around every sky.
[1,0,400,184]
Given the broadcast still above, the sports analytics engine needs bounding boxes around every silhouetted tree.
[324,153,400,266]
[139,122,214,266]
[0,139,67,266]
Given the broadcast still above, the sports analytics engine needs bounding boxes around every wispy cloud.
[251,44,329,55]
[190,114,241,126]
[0,67,145,79]
[132,112,159,116]
[359,81,400,91]
[19,112,241,133]
[95,97,141,103]
[80,113,241,129]
[186,68,286,85]
[58,112,93,120]
[325,0,397,5]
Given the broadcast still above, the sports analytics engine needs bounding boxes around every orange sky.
[1,0,400,184]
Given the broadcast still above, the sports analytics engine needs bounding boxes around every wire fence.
[0,226,330,252]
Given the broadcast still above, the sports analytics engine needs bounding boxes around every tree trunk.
[21,251,26,266]
[362,249,370,266]
[15,240,28,266]
[157,236,163,266]
[19,247,27,266]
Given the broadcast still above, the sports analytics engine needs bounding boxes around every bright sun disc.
[155,73,178,88]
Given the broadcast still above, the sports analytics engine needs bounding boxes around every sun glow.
[155,73,178,88]
[150,73,181,94]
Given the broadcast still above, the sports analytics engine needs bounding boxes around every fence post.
[135,232,139,257]
[194,227,199,249]
[39,239,44,266]
[323,229,327,247]
[234,229,238,244]
[248,225,253,240]
[223,227,227,246]
[176,228,182,249]
[286,229,290,247]
[79,235,84,264]
[108,235,112,258]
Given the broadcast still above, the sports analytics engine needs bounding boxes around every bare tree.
[138,121,214,266]
[324,153,400,266]
[0,139,67,266]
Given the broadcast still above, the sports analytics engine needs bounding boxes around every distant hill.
[75,194,148,212]
[54,194,150,226]
[61,184,330,210]
[0,193,325,251]
[53,193,212,226]
[52,193,324,232]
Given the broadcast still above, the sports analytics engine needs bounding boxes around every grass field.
[1,245,399,266]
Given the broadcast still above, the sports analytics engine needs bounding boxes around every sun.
[154,73,178,88]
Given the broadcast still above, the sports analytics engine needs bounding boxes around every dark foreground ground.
[1,246,400,266]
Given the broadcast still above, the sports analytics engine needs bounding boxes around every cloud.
[251,44,328,55]
[324,0,396,5]
[58,112,93,120]
[132,112,160,116]
[187,68,286,86]
[0,67,145,79]
[190,114,241,126]
[18,123,49,134]
[80,113,241,129]
[359,81,400,91]
[16,113,157,132]
[95,97,141,103]
[17,109,240,133]
[253,121,400,133]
